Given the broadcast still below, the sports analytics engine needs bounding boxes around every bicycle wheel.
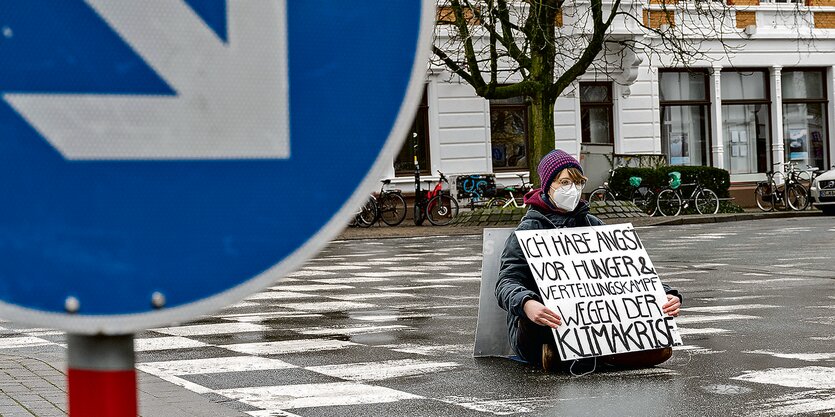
[695,188,720,215]
[800,185,812,210]
[656,189,682,216]
[630,188,656,216]
[356,197,378,227]
[786,184,809,211]
[378,192,407,226]
[487,197,508,208]
[588,187,614,204]
[754,183,775,212]
[426,194,459,226]
[774,184,789,211]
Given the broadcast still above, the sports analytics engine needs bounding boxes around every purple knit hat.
[538,149,582,188]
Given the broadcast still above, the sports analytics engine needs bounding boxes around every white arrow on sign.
[4,0,289,160]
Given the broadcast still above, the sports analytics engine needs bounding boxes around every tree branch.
[450,0,487,89]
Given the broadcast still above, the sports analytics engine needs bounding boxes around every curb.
[644,209,823,226]
[336,209,826,240]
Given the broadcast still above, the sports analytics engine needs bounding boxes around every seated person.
[495,149,682,372]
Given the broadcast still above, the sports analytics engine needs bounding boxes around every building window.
[580,83,614,144]
[721,70,771,175]
[659,70,711,166]
[394,87,430,176]
[490,96,529,171]
[782,69,828,170]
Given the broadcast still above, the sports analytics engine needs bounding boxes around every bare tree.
[432,0,751,184]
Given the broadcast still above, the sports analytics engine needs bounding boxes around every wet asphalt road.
[2,216,834,416]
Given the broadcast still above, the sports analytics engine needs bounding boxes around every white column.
[572,81,582,159]
[770,66,785,174]
[829,67,835,168]
[710,65,724,169]
[650,66,662,155]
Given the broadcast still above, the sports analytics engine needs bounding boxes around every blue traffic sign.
[0,0,433,333]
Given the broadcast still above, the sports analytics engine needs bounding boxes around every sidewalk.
[337,208,825,240]
[0,345,247,417]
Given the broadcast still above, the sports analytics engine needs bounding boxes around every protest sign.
[515,223,682,361]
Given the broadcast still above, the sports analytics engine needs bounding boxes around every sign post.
[67,335,137,416]
[0,1,434,415]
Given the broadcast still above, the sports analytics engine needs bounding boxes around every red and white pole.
[67,334,137,417]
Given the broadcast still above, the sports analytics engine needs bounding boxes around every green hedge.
[609,166,731,199]
[606,166,741,214]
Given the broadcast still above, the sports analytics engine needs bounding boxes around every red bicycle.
[414,170,459,226]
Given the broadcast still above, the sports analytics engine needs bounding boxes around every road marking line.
[223,339,358,355]
[306,265,370,271]
[306,358,459,381]
[310,277,390,284]
[437,396,542,415]
[247,291,317,300]
[351,271,428,277]
[217,382,422,409]
[673,345,724,355]
[326,292,416,301]
[732,366,835,389]
[247,410,304,417]
[684,304,778,313]
[353,314,440,322]
[676,328,731,335]
[219,311,324,322]
[752,390,835,417]
[152,322,268,336]
[0,336,55,349]
[696,295,772,302]
[743,350,835,361]
[413,277,480,283]
[285,270,337,277]
[281,301,376,313]
[383,343,471,355]
[269,284,355,292]
[139,356,297,375]
[295,324,410,336]
[675,314,759,324]
[375,284,458,291]
[134,336,207,352]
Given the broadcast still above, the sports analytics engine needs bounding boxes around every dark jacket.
[495,201,680,359]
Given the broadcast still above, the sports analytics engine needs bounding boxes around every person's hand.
[663,294,681,317]
[523,299,561,329]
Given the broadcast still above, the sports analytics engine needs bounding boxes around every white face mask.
[550,183,582,211]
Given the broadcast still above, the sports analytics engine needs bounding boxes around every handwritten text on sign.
[515,223,682,361]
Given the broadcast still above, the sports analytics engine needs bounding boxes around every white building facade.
[382,1,835,200]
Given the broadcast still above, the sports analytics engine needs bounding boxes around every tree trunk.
[528,93,556,187]
[525,1,558,187]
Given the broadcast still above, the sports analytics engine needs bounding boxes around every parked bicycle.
[414,170,459,226]
[656,171,719,216]
[784,162,811,210]
[349,195,378,228]
[487,174,532,209]
[375,179,407,226]
[588,166,657,215]
[754,162,808,212]
[789,163,826,211]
